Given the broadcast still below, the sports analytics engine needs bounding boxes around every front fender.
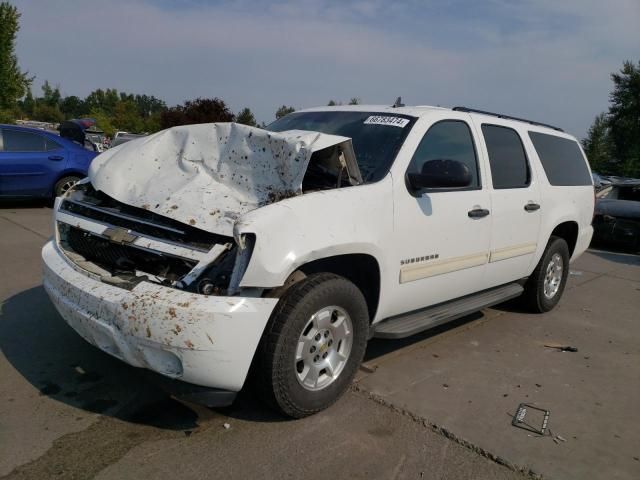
[235,179,393,288]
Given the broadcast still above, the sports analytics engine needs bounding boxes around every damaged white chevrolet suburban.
[42,105,594,417]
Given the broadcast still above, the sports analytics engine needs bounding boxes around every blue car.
[0,124,98,198]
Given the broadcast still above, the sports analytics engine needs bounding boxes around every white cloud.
[13,0,639,136]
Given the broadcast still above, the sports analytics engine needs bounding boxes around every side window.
[528,132,592,186]
[481,124,530,189]
[407,120,480,188]
[46,137,62,151]
[2,130,47,152]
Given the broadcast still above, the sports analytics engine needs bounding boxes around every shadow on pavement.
[0,285,522,427]
[587,248,640,265]
[364,311,485,362]
[0,286,209,430]
[0,199,52,209]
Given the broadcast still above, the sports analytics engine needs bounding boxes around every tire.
[522,236,570,313]
[255,273,369,418]
[54,176,80,197]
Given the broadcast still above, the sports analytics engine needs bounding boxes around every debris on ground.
[512,403,550,435]
[359,363,378,374]
[569,270,583,276]
[544,344,579,352]
[223,423,231,430]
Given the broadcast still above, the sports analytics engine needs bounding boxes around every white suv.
[42,104,594,417]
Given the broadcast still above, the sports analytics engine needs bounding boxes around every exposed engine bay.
[56,123,362,296]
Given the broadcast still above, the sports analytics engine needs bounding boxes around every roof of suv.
[297,104,448,118]
[296,104,566,135]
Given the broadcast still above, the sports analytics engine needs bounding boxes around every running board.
[373,283,524,339]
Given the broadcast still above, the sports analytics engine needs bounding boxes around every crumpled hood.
[89,122,358,236]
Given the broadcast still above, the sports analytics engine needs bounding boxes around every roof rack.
[452,106,564,132]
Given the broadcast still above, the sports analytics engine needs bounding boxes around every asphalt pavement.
[0,203,638,479]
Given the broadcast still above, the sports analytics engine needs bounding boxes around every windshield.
[267,111,416,182]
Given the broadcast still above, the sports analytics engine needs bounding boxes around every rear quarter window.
[528,132,592,186]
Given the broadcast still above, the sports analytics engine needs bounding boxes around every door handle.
[524,203,540,212]
[468,208,490,218]
[48,155,64,161]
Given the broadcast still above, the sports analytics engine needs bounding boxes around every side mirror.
[407,159,472,191]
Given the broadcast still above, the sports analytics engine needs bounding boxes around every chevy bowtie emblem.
[103,227,138,244]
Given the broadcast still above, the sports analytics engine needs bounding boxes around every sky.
[12,0,640,138]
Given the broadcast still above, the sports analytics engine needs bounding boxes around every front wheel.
[522,236,570,313]
[255,273,369,418]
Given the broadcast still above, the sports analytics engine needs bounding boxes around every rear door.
[0,129,65,197]
[472,120,542,286]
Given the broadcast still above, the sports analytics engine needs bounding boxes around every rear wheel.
[255,273,369,418]
[54,176,80,197]
[522,236,570,312]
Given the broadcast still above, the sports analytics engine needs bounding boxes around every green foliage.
[327,98,360,106]
[13,83,167,135]
[20,88,34,116]
[236,107,257,126]
[41,80,61,107]
[0,108,16,123]
[143,112,162,133]
[584,60,640,177]
[89,109,115,137]
[0,2,32,110]
[582,113,614,174]
[275,105,295,119]
[608,60,640,177]
[32,103,64,123]
[85,88,120,116]
[113,100,144,133]
[59,95,85,119]
[160,97,235,129]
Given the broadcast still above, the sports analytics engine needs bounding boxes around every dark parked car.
[110,133,147,148]
[0,124,98,198]
[592,180,640,251]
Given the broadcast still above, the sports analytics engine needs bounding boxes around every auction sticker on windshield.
[364,116,410,128]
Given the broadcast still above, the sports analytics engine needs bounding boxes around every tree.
[20,88,34,116]
[160,97,235,129]
[85,88,119,116]
[89,109,115,137]
[32,103,64,123]
[59,95,85,119]
[41,80,61,107]
[133,94,166,119]
[0,2,32,111]
[348,97,361,105]
[327,100,339,106]
[113,100,144,132]
[608,60,640,177]
[143,112,162,133]
[275,105,295,119]
[236,107,257,127]
[582,113,614,174]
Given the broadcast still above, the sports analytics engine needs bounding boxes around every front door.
[386,117,492,317]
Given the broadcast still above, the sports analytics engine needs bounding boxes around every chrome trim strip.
[56,211,206,262]
[400,252,488,283]
[489,243,537,263]
[63,199,186,235]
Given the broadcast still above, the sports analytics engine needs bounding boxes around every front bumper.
[42,240,278,392]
